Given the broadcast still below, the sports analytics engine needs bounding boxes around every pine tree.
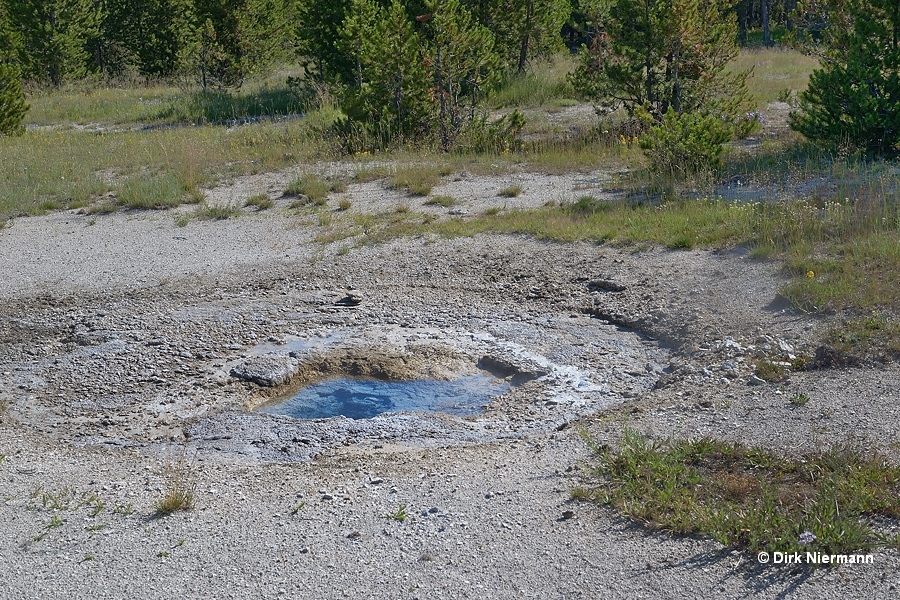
[339,0,432,143]
[0,2,22,62]
[571,0,753,176]
[428,0,500,150]
[0,63,28,136]
[7,0,103,85]
[570,0,749,122]
[464,0,569,72]
[187,0,294,88]
[790,0,900,155]
[295,0,353,83]
[102,0,194,78]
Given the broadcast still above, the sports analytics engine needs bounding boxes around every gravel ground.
[1,164,898,599]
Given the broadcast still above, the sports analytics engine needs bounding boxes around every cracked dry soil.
[1,171,899,599]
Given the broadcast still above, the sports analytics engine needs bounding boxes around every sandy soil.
[1,159,898,599]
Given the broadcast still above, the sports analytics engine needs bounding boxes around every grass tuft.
[789,392,811,406]
[498,184,522,198]
[384,505,408,523]
[424,195,458,207]
[389,165,448,196]
[193,203,240,220]
[755,359,790,382]
[244,193,273,210]
[579,428,900,559]
[154,457,196,517]
[118,173,191,210]
[285,174,330,205]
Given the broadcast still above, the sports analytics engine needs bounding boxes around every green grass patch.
[25,67,314,128]
[498,184,522,198]
[154,458,196,517]
[416,198,756,247]
[727,46,820,107]
[488,54,577,108]
[424,195,458,207]
[117,173,193,210]
[790,392,811,406]
[353,165,391,183]
[389,165,450,196]
[25,80,182,126]
[285,173,330,205]
[823,313,900,360]
[384,504,408,523]
[0,118,329,221]
[244,194,273,210]
[755,359,790,382]
[577,428,900,558]
[193,203,241,220]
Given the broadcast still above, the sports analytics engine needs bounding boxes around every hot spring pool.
[259,374,509,420]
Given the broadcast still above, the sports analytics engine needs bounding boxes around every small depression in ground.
[259,374,509,420]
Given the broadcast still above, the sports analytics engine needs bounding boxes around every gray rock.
[230,355,296,386]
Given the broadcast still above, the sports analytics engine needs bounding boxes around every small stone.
[346,530,362,539]
[229,355,296,387]
[777,339,794,354]
[335,293,362,307]
[748,374,766,386]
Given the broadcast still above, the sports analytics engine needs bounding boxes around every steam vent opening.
[259,374,510,420]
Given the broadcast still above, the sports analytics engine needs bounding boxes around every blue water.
[260,374,509,420]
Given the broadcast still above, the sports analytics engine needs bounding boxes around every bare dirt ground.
[2,138,899,598]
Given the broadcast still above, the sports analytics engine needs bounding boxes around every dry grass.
[727,47,821,107]
[498,184,522,198]
[389,164,451,196]
[154,456,196,517]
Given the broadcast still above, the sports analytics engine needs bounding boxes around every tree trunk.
[517,0,533,74]
[762,0,771,46]
[785,0,797,31]
[435,41,449,151]
[644,0,654,111]
[738,0,749,45]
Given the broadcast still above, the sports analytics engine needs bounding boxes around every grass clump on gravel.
[389,165,451,196]
[424,195,458,207]
[285,174,346,207]
[498,184,522,198]
[285,174,329,202]
[575,428,900,559]
[384,505,408,523]
[244,193,273,210]
[117,173,195,210]
[193,203,240,220]
[155,458,196,517]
